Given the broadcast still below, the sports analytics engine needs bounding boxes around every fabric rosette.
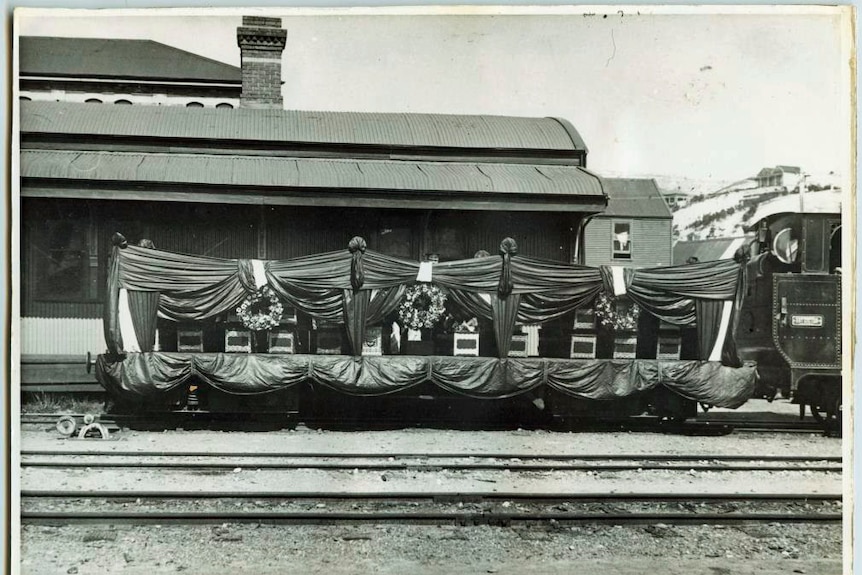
[398,284,447,331]
[236,285,284,331]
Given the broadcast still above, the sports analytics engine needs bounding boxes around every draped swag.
[96,354,755,408]
[104,236,743,365]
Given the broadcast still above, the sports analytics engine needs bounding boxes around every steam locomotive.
[735,189,843,428]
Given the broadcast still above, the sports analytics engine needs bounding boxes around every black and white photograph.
[11,6,854,575]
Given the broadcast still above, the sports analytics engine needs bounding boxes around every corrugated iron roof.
[21,149,605,198]
[20,101,585,152]
[596,178,672,219]
[673,237,748,265]
[20,36,241,83]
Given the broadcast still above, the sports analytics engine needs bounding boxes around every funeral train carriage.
[18,17,755,422]
[93,232,753,424]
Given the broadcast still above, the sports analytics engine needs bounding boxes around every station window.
[186,101,204,108]
[25,212,98,302]
[612,221,632,259]
[216,102,234,109]
[84,98,103,104]
[114,99,132,105]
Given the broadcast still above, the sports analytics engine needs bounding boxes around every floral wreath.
[594,292,640,331]
[236,285,284,331]
[398,284,447,331]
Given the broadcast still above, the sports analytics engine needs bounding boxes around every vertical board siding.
[265,206,355,260]
[21,301,102,319]
[20,317,105,355]
[463,213,573,262]
[147,204,259,259]
[584,217,672,268]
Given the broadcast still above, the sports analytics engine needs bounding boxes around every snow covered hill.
[661,172,841,242]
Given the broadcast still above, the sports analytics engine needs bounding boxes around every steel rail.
[18,450,842,463]
[21,491,842,501]
[20,508,843,526]
[18,458,842,473]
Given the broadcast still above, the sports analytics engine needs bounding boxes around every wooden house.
[582,178,673,268]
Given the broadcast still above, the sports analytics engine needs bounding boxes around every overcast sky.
[16,7,853,182]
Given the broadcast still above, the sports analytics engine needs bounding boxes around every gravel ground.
[20,522,843,575]
[16,401,847,575]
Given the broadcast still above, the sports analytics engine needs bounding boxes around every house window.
[186,101,204,108]
[612,222,632,259]
[114,99,132,105]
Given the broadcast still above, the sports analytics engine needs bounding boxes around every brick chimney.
[237,16,287,109]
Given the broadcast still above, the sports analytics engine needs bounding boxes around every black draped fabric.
[518,288,602,324]
[492,294,521,358]
[623,259,743,363]
[366,286,407,325]
[696,299,723,360]
[105,240,744,365]
[97,353,755,407]
[104,246,123,354]
[627,259,740,300]
[114,246,253,322]
[623,259,741,328]
[127,290,160,352]
[721,265,746,368]
[446,289,493,321]
[342,289,370,355]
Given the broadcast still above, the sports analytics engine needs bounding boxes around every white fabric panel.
[118,288,141,353]
[417,262,433,282]
[612,266,627,296]
[523,324,541,357]
[251,259,268,289]
[479,293,492,305]
[708,301,733,362]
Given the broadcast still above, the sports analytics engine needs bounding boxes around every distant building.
[18,36,242,108]
[673,237,749,265]
[661,190,690,209]
[754,165,802,190]
[583,178,672,268]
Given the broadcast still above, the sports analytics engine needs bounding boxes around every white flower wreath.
[594,292,640,331]
[398,284,447,331]
[236,286,284,331]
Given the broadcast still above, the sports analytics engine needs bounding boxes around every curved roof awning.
[21,149,607,212]
[747,189,842,229]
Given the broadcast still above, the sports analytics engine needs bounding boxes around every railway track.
[20,449,842,527]
[20,411,832,435]
[21,492,842,526]
[20,450,843,473]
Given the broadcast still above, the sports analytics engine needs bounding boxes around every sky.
[15,6,854,183]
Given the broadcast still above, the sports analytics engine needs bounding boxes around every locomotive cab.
[736,190,842,426]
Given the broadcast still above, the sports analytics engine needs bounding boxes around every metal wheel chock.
[78,422,110,440]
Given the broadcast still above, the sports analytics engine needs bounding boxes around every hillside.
[660,172,841,242]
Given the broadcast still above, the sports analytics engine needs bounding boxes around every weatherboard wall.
[583,217,673,268]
